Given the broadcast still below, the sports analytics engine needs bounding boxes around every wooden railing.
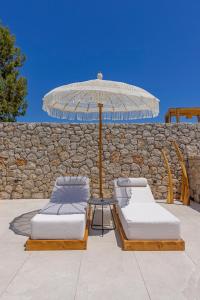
[165,107,200,123]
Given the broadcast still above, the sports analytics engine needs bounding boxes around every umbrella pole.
[98,103,103,199]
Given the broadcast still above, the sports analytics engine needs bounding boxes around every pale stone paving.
[0,199,200,299]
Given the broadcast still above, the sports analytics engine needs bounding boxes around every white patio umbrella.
[43,73,159,198]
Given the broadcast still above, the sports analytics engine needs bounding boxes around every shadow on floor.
[114,229,122,249]
[9,210,39,237]
[189,200,200,213]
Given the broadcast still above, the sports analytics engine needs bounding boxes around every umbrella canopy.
[43,73,159,122]
[43,73,159,199]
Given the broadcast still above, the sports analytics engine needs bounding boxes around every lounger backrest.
[50,176,90,204]
[117,177,148,187]
[128,185,155,204]
[114,178,155,207]
[114,180,132,207]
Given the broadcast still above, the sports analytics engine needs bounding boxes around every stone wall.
[0,122,199,201]
[188,154,200,203]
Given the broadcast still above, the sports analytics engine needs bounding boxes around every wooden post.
[176,112,180,123]
[173,141,190,206]
[161,149,174,204]
[98,103,103,199]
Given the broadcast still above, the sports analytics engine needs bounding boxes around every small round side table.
[88,198,118,236]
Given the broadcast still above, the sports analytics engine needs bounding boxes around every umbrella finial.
[97,72,103,80]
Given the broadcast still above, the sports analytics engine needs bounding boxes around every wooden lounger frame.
[113,207,185,251]
[25,209,90,251]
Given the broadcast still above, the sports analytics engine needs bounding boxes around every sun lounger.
[25,176,90,250]
[113,178,185,251]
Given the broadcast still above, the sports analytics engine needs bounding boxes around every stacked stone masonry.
[0,123,199,202]
[188,154,200,203]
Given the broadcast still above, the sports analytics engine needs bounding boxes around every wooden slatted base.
[25,219,89,251]
[113,208,185,251]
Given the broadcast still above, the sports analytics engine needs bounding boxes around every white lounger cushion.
[117,177,147,187]
[31,176,89,240]
[113,185,131,207]
[40,176,90,215]
[31,213,86,240]
[40,201,87,215]
[56,176,89,186]
[114,179,154,207]
[129,185,155,203]
[118,203,181,240]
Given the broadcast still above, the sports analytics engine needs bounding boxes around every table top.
[88,198,118,205]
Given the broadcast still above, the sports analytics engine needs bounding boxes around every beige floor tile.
[0,243,30,297]
[135,251,195,300]
[1,251,83,300]
[1,199,200,300]
[75,241,150,300]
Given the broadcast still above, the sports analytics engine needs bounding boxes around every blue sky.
[1,0,200,123]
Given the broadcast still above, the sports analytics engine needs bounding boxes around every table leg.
[102,203,104,237]
[110,204,116,230]
[88,204,92,226]
[91,205,96,228]
[90,203,116,235]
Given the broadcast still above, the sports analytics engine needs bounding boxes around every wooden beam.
[98,103,104,199]
[25,237,87,251]
[175,110,180,123]
[161,149,174,204]
[173,141,190,206]
[165,112,170,123]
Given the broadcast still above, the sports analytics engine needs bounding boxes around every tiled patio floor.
[0,199,200,300]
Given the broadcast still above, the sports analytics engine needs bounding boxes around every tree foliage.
[0,23,27,122]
